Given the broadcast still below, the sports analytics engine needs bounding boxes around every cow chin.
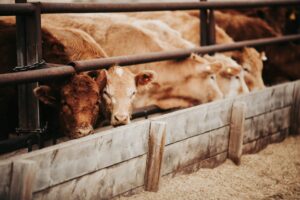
[69,125,94,139]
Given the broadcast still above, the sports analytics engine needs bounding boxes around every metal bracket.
[15,122,48,135]
[13,59,46,72]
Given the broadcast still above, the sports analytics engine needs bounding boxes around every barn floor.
[118,135,300,200]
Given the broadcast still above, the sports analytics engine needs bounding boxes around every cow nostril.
[114,115,120,122]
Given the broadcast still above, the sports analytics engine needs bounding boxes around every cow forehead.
[106,67,136,94]
[62,75,99,100]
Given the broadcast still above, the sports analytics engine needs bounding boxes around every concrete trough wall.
[0,80,299,200]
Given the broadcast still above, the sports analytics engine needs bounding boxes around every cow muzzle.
[70,125,94,139]
[111,114,130,126]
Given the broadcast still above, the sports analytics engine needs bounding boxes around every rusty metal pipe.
[39,0,300,13]
[0,64,75,85]
[0,34,300,86]
[71,34,300,70]
[0,3,35,16]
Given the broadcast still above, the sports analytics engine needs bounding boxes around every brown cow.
[0,18,106,139]
[209,11,300,84]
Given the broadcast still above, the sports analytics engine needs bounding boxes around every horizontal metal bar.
[0,34,300,86]
[0,3,35,16]
[0,0,299,15]
[0,63,75,86]
[0,133,38,154]
[71,34,300,71]
[39,0,300,13]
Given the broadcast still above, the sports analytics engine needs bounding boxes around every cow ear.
[87,70,107,91]
[260,51,267,61]
[190,53,206,63]
[33,85,57,106]
[96,70,107,91]
[210,62,223,73]
[201,62,222,76]
[135,70,157,86]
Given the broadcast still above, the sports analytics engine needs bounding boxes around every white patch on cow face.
[209,75,223,99]
[115,68,124,77]
[227,76,240,97]
[127,88,136,99]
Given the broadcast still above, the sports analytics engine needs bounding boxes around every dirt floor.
[119,135,300,200]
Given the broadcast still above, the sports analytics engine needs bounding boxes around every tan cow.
[204,54,249,97]
[0,18,106,139]
[40,14,250,126]
[100,57,223,126]
[127,11,266,90]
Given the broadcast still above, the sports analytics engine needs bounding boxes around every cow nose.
[114,115,129,122]
[71,125,94,139]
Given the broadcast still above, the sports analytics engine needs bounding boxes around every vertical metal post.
[15,0,42,141]
[200,5,208,46]
[208,9,216,45]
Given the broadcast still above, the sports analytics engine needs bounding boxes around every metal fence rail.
[1,34,300,86]
[1,0,300,15]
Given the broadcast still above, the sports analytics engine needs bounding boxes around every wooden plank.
[228,101,246,165]
[162,126,229,175]
[33,155,147,200]
[145,121,166,192]
[209,126,230,157]
[153,98,233,145]
[10,160,38,200]
[243,128,289,154]
[243,106,291,144]
[236,81,295,118]
[5,120,149,192]
[0,161,12,200]
[291,81,300,135]
[172,152,228,175]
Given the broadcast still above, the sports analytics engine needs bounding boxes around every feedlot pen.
[0,0,300,200]
[0,80,299,199]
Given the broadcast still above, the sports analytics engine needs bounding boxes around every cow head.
[33,72,105,139]
[231,48,266,91]
[100,66,156,126]
[187,54,224,102]
[204,54,249,98]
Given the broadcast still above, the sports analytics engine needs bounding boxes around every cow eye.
[130,91,136,98]
[210,75,215,80]
[103,90,111,98]
[235,76,240,79]
[243,67,250,72]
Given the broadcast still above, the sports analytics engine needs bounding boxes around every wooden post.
[9,160,38,200]
[144,121,166,192]
[228,101,247,165]
[291,81,300,135]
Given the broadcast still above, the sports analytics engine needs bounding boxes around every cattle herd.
[0,7,299,140]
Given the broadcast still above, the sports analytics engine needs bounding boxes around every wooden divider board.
[152,98,233,145]
[33,155,147,200]
[0,121,150,193]
[162,126,230,175]
[0,80,298,199]
[243,106,291,144]
[243,128,289,154]
[236,81,294,118]
[291,81,300,134]
[0,161,12,200]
